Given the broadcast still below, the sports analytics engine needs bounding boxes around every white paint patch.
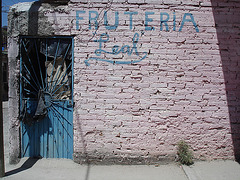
[10,2,35,12]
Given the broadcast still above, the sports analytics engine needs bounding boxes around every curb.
[182,165,201,180]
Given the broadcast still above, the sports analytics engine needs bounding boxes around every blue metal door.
[20,37,74,159]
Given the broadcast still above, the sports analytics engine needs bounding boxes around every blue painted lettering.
[179,13,199,32]
[160,12,169,31]
[85,33,147,66]
[145,12,155,31]
[95,33,140,56]
[124,11,138,30]
[76,11,199,33]
[104,11,119,30]
[89,11,99,30]
[76,10,85,30]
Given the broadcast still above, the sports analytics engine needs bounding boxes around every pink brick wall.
[45,0,240,163]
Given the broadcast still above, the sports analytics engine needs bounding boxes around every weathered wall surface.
[8,0,240,164]
[8,37,20,164]
[8,1,55,164]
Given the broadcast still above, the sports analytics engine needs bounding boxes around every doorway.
[19,37,74,159]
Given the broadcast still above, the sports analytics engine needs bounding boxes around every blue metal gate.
[20,37,74,159]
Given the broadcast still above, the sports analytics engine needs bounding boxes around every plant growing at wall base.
[176,140,194,166]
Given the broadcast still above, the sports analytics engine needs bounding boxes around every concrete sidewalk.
[182,160,240,180]
[2,158,240,180]
[3,158,187,180]
[2,101,240,180]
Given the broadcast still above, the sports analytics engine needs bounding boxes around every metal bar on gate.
[51,62,72,94]
[23,63,40,90]
[49,43,71,91]
[48,39,60,89]
[48,107,72,137]
[23,88,38,96]
[51,78,69,96]
[22,40,42,89]
[22,76,39,92]
[51,106,72,125]
[34,39,45,89]
[45,39,48,91]
[52,91,69,99]
[51,101,72,111]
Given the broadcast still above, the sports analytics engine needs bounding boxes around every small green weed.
[177,140,194,166]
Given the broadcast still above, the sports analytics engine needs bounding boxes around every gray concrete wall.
[7,1,56,164]
[8,37,20,164]
[3,102,9,164]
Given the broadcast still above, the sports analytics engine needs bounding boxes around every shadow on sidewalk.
[4,158,39,177]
